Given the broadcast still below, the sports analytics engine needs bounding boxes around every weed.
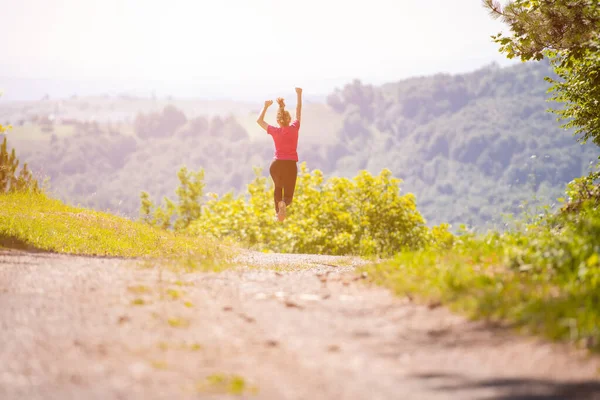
[167,317,190,328]
[197,373,258,395]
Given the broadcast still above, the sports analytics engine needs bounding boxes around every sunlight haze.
[1,0,515,100]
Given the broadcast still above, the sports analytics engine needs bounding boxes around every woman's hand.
[295,87,302,94]
[257,100,272,131]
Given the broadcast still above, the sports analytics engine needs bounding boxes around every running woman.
[256,87,302,222]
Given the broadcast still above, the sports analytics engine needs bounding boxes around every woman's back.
[267,120,300,161]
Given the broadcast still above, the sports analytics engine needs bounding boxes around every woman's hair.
[276,97,291,127]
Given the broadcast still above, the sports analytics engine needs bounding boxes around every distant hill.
[321,60,599,227]
[2,61,598,229]
[0,76,329,103]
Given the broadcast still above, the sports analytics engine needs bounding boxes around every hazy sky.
[0,0,516,99]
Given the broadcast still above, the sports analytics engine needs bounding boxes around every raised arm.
[256,100,273,131]
[295,87,302,124]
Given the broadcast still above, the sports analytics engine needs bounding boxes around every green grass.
[128,285,152,294]
[157,341,202,351]
[363,206,600,351]
[150,360,168,370]
[131,298,146,306]
[0,191,230,262]
[197,373,258,396]
[167,317,190,328]
[165,288,183,300]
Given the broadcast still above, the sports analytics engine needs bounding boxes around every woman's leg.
[269,160,284,213]
[282,161,298,206]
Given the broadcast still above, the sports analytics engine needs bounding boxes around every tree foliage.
[134,105,187,139]
[139,166,204,231]
[561,157,600,214]
[0,137,39,193]
[484,0,600,146]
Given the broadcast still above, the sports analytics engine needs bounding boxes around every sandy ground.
[1,249,599,400]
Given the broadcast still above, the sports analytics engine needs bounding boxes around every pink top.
[267,120,300,161]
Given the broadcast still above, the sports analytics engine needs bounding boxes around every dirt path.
[1,250,600,400]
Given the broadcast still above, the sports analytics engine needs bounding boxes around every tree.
[0,137,39,192]
[484,0,600,146]
[139,191,154,224]
[139,166,204,231]
[174,167,204,231]
[134,105,187,139]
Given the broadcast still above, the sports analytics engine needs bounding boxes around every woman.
[256,87,302,222]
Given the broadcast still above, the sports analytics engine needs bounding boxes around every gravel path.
[1,249,600,400]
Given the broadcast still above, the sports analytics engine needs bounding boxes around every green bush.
[187,163,430,256]
[560,160,600,214]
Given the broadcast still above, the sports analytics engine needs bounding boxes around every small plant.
[140,166,205,231]
[128,285,151,294]
[189,343,202,351]
[167,317,190,328]
[165,288,183,300]
[131,298,146,306]
[150,360,168,370]
[197,374,258,396]
[157,342,169,351]
[173,280,193,287]
[0,137,39,193]
[157,341,202,351]
[561,161,600,214]
[0,122,12,133]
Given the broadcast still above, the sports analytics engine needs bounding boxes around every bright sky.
[0,0,515,99]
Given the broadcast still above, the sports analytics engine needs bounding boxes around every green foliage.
[174,167,205,230]
[561,160,600,214]
[546,48,600,146]
[0,123,11,133]
[364,199,600,351]
[198,374,258,395]
[0,137,39,193]
[484,0,600,146]
[7,62,599,230]
[427,223,455,250]
[188,163,429,256]
[140,166,204,231]
[326,63,599,228]
[153,198,176,230]
[484,0,600,61]
[140,191,154,224]
[134,105,187,139]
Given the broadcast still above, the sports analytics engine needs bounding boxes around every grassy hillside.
[0,191,229,266]
[2,61,598,229]
[362,183,600,352]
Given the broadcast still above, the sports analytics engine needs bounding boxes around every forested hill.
[318,60,599,228]
[5,60,599,229]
